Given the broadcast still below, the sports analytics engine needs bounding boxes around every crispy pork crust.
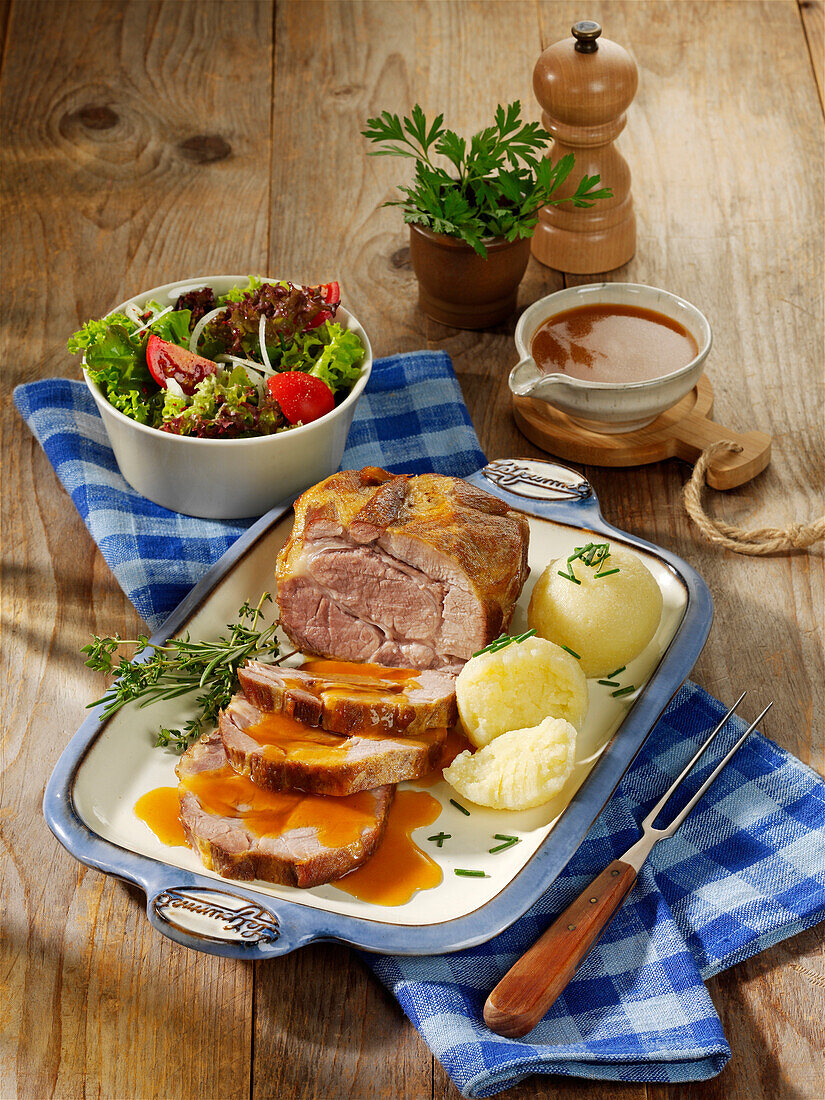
[276,468,530,667]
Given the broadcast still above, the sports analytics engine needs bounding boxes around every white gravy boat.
[510,283,712,433]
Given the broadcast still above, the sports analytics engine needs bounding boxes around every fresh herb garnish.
[557,570,581,584]
[454,869,487,878]
[608,666,626,679]
[611,685,636,698]
[428,832,452,847]
[489,835,520,854]
[362,102,611,257]
[598,679,622,687]
[82,593,281,752]
[595,568,621,579]
[560,645,581,660]
[472,628,536,658]
[450,799,471,816]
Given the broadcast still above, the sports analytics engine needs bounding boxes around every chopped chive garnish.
[595,568,620,579]
[489,835,521,854]
[557,570,581,584]
[611,685,636,698]
[454,869,487,878]
[450,799,471,816]
[428,832,451,847]
[472,628,536,658]
[598,679,621,687]
[561,645,581,660]
[608,666,626,678]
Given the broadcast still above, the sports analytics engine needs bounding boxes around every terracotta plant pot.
[408,225,532,329]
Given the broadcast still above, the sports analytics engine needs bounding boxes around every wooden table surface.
[2,2,823,1097]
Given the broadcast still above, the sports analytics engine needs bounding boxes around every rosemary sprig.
[82,593,281,752]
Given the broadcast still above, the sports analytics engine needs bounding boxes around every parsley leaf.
[363,101,612,256]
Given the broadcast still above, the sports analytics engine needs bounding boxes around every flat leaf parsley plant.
[362,101,612,256]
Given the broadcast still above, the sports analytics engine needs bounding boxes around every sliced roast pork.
[176,729,393,888]
[219,693,447,796]
[276,468,530,670]
[238,658,457,736]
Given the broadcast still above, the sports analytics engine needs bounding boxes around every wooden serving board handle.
[671,411,772,492]
[483,859,637,1038]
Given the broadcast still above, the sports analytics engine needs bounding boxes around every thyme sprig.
[82,593,281,752]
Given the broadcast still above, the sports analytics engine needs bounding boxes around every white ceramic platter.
[45,459,712,956]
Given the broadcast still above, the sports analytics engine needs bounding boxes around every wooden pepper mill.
[531,20,638,273]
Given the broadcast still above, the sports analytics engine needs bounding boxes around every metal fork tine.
[641,692,747,830]
[659,703,773,837]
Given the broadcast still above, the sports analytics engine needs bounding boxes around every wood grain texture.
[1,1,823,1099]
[1,1,270,1097]
[799,0,825,109]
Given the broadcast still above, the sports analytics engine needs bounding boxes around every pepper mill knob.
[572,20,601,52]
[531,21,638,273]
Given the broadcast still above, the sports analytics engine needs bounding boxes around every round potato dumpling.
[443,715,577,810]
[528,546,663,678]
[456,635,588,749]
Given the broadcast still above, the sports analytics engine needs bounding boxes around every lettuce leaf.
[273,321,364,395]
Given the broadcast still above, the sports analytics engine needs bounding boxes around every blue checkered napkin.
[365,684,825,1096]
[14,358,825,1093]
[13,351,485,629]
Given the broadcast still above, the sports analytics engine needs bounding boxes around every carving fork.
[484,695,772,1038]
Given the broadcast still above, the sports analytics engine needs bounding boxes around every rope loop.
[684,441,825,555]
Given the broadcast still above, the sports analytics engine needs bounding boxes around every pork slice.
[176,729,393,888]
[238,660,457,735]
[219,694,447,796]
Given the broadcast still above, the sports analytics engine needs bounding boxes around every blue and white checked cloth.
[14,352,485,627]
[15,352,825,1097]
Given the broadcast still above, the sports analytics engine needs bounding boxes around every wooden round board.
[512,375,771,490]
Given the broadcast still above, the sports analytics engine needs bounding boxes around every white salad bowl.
[83,275,373,518]
[509,283,712,433]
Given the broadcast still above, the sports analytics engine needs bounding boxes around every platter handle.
[144,870,320,959]
[466,458,603,524]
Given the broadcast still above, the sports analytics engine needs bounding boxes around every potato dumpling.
[443,715,577,810]
[528,545,663,678]
[456,635,588,749]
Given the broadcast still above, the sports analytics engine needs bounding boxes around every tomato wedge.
[267,372,335,425]
[146,335,218,395]
[303,281,341,331]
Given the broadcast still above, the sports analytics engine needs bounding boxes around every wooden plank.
[0,0,272,1096]
[533,4,825,1100]
[799,0,825,110]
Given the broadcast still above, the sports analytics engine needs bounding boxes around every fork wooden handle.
[483,859,638,1038]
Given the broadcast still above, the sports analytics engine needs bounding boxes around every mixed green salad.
[68,277,366,438]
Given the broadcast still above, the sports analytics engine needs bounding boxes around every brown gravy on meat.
[332,789,443,905]
[297,658,420,695]
[178,765,381,846]
[134,786,189,847]
[244,711,443,759]
[531,303,698,383]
